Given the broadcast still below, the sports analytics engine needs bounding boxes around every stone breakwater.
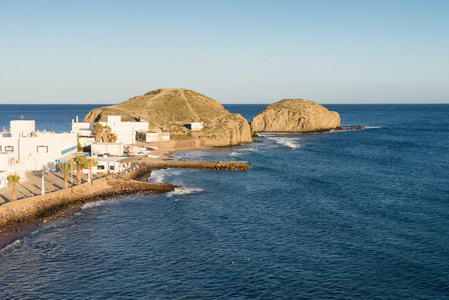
[142,160,249,171]
[0,177,177,234]
[0,161,248,246]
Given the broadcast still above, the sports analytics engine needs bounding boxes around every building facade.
[0,152,27,189]
[93,156,134,174]
[72,115,149,146]
[0,120,77,171]
[136,129,170,143]
[191,122,204,131]
[91,143,124,157]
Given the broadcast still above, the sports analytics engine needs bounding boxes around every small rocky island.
[84,88,253,147]
[251,99,341,133]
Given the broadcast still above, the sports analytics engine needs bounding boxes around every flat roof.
[95,156,137,163]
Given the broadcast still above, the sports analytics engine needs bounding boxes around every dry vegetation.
[83,88,253,146]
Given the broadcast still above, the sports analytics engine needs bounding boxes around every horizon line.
[0,102,448,105]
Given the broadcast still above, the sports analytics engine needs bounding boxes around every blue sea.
[0,104,448,299]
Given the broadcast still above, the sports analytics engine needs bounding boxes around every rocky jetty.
[142,160,248,171]
[0,177,177,234]
[84,89,252,147]
[251,99,340,133]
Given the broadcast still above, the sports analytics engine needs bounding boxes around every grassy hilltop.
[83,88,252,146]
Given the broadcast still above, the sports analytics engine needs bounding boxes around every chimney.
[76,115,79,123]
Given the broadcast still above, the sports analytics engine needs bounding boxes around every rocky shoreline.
[0,122,360,251]
[0,168,178,250]
[0,151,250,250]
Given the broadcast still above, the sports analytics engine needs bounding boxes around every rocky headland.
[84,88,253,147]
[251,99,341,133]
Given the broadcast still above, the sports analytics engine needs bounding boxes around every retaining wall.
[137,139,205,149]
[0,173,175,228]
[142,160,248,171]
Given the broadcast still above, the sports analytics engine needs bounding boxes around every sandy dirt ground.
[0,172,93,204]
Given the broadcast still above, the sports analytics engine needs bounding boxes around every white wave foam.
[229,146,262,157]
[230,151,242,157]
[264,136,300,149]
[80,200,112,210]
[0,238,23,256]
[165,187,204,197]
[147,169,184,183]
[147,169,166,182]
[365,126,382,129]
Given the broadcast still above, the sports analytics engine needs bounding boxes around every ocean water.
[0,104,105,132]
[0,104,449,299]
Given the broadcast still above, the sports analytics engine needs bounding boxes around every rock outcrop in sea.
[83,88,253,147]
[251,99,341,133]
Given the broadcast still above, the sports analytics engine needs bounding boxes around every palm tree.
[7,173,20,201]
[58,161,74,189]
[108,132,118,143]
[77,133,82,151]
[73,155,88,185]
[85,158,99,186]
[92,123,104,143]
[102,126,112,142]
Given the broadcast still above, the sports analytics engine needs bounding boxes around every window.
[37,146,48,153]
[110,166,115,170]
[98,165,105,170]
[5,146,13,152]
[0,146,2,152]
[61,145,77,155]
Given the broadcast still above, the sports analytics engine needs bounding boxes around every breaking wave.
[147,169,184,183]
[80,200,112,210]
[165,187,204,197]
[229,147,260,157]
[262,135,301,149]
[0,239,23,257]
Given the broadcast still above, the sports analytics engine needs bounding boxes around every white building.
[0,152,27,189]
[0,120,77,171]
[91,143,124,157]
[94,156,135,174]
[136,129,170,143]
[191,122,204,131]
[72,115,149,146]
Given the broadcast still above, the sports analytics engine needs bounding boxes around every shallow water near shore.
[1,104,449,299]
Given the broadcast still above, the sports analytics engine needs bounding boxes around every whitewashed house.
[136,129,170,143]
[191,122,204,131]
[0,120,77,171]
[0,152,27,189]
[72,115,149,146]
[94,156,134,174]
[91,143,124,157]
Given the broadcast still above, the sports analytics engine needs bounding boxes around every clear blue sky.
[1,0,448,104]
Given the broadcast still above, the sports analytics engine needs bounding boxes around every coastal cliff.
[84,89,252,147]
[251,99,340,132]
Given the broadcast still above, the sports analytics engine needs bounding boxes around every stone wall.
[0,178,108,224]
[137,139,205,149]
[142,161,248,171]
[0,174,176,229]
